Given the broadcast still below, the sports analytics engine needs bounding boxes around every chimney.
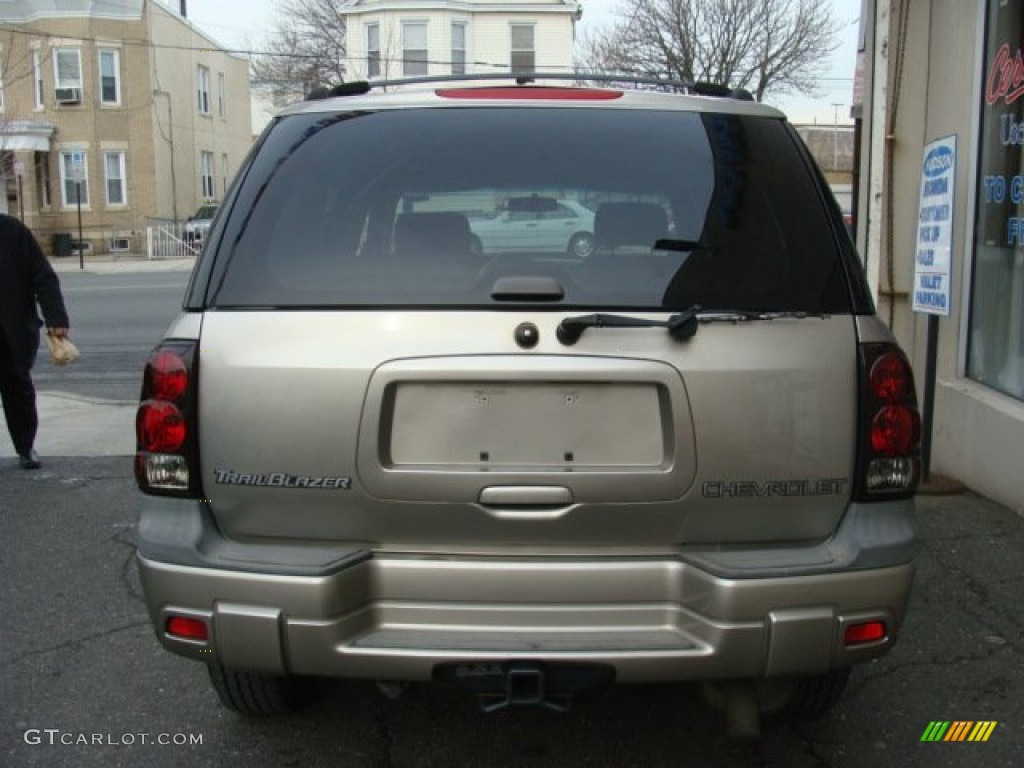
[180,1,187,17]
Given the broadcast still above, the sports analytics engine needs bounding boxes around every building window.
[402,22,428,77]
[968,0,1024,401]
[451,22,466,75]
[197,65,211,114]
[104,151,126,206]
[367,23,381,78]
[221,152,229,196]
[59,151,89,207]
[33,50,45,108]
[54,48,83,93]
[0,56,5,112]
[218,72,225,117]
[510,24,535,74]
[200,151,215,200]
[98,49,121,105]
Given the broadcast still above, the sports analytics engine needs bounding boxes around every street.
[35,270,190,402]
[1,457,1021,767]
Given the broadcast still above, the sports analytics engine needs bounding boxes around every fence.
[145,218,200,260]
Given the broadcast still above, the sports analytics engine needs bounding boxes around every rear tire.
[702,668,851,724]
[771,668,851,720]
[207,664,318,715]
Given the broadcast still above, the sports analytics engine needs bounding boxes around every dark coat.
[0,214,70,371]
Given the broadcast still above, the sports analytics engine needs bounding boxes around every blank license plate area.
[387,382,666,468]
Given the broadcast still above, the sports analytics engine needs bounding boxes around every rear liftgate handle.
[478,486,574,519]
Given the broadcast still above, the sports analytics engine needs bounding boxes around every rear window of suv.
[203,107,852,313]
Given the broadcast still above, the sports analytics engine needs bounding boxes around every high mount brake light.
[855,343,921,500]
[435,87,623,100]
[135,341,200,497]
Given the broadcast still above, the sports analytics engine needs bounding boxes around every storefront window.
[969,1,1024,400]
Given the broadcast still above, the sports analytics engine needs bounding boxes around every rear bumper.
[137,499,916,683]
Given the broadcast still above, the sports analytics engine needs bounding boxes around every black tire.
[207,664,318,715]
[702,668,851,724]
[773,668,851,720]
[567,232,595,259]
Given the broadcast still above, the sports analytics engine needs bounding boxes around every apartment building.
[340,0,581,81]
[0,0,251,255]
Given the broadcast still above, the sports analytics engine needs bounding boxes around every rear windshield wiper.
[557,306,701,345]
[699,310,831,323]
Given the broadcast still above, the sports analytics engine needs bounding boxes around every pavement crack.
[112,524,145,603]
[0,618,151,672]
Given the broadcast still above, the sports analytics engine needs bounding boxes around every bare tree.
[579,0,839,101]
[251,0,347,106]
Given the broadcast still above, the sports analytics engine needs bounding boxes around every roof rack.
[307,72,754,102]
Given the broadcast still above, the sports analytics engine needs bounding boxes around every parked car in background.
[469,197,595,258]
[184,204,219,247]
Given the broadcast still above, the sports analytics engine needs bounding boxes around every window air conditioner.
[55,87,82,104]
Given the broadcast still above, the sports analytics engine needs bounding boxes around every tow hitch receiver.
[434,662,614,713]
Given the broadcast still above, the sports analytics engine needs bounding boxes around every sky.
[175,0,862,125]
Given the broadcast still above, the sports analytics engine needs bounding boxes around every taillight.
[855,343,921,500]
[135,341,200,497]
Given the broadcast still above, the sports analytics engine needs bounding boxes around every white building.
[339,0,582,82]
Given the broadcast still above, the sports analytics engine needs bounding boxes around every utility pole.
[832,102,843,171]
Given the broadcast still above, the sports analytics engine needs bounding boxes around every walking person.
[0,213,71,469]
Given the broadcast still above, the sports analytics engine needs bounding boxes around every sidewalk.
[0,391,135,459]
[49,252,195,275]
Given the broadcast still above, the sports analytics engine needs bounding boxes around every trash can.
[52,233,72,258]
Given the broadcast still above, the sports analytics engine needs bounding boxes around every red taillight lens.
[149,349,189,400]
[856,343,921,500]
[138,400,186,452]
[870,405,920,455]
[136,341,198,496]
[869,353,910,401]
[166,616,208,641]
[844,621,886,646]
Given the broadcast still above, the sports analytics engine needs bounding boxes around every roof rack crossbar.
[308,72,754,101]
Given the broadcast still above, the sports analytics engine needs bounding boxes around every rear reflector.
[166,616,208,641]
[844,621,886,646]
[436,87,623,100]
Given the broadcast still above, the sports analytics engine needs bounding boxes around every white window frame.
[366,23,381,79]
[197,65,211,115]
[98,48,121,106]
[200,151,216,200]
[59,150,89,208]
[451,22,467,76]
[510,24,535,74]
[104,151,127,206]
[33,49,45,108]
[217,72,225,117]
[402,21,428,77]
[53,48,83,90]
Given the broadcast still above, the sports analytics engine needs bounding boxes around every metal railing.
[145,218,200,260]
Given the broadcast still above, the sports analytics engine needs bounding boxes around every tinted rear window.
[205,107,850,312]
